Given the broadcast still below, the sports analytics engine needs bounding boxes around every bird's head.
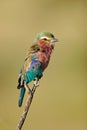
[34,32,58,47]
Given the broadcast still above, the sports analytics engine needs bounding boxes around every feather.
[17,31,57,107]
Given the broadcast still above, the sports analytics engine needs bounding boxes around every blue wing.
[18,59,43,107]
[23,59,43,83]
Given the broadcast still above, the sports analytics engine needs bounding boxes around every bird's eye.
[43,38,47,40]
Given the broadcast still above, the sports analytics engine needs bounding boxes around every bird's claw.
[33,78,40,87]
[24,82,32,95]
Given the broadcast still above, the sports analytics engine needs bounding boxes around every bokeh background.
[0,0,86,130]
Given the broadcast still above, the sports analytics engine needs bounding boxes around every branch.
[16,79,39,130]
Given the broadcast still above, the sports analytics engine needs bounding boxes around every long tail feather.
[18,86,26,107]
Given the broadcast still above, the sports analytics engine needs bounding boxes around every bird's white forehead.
[40,36,50,40]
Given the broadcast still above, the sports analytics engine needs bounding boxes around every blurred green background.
[0,0,86,130]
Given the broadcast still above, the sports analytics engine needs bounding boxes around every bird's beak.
[51,38,58,43]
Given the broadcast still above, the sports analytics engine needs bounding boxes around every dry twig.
[16,79,39,130]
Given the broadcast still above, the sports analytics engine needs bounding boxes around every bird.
[17,32,58,107]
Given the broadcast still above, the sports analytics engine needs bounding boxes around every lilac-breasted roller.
[17,32,58,107]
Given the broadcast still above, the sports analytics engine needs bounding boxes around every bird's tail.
[18,85,26,107]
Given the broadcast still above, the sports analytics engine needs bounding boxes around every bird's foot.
[31,79,39,94]
[24,82,32,95]
[33,78,40,87]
